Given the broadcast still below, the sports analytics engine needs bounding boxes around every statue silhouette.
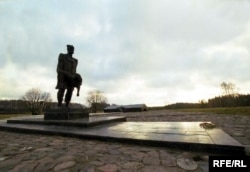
[56,45,82,107]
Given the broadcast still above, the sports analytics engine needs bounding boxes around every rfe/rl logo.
[213,160,247,168]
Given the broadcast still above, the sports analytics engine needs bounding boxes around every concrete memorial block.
[44,109,89,120]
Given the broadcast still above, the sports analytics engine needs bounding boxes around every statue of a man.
[56,45,82,107]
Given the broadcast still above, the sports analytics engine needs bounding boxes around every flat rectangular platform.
[0,116,245,155]
[7,116,126,127]
[44,109,89,120]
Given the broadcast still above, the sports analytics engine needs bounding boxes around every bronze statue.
[56,45,82,107]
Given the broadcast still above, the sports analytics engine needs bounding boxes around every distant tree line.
[205,82,250,108]
[165,102,201,109]
[165,82,250,109]
[165,94,250,109]
[207,94,250,107]
[0,100,87,114]
[0,99,29,114]
[0,99,51,114]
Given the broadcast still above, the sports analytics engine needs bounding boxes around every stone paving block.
[206,128,242,146]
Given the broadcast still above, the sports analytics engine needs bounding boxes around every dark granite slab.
[0,117,245,155]
[44,109,89,120]
[7,116,126,127]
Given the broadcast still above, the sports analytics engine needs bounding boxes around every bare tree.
[21,88,52,115]
[86,90,108,113]
[220,82,238,97]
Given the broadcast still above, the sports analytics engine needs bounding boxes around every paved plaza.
[0,110,249,171]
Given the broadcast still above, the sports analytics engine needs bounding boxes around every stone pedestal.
[44,109,89,120]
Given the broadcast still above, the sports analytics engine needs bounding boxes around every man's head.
[67,45,74,55]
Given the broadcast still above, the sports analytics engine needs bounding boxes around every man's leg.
[65,87,74,107]
[57,89,65,107]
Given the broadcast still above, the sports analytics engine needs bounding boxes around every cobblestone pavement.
[0,110,249,172]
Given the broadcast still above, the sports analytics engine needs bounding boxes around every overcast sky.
[1,0,250,106]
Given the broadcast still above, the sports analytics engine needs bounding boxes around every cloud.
[1,0,250,106]
[0,62,55,99]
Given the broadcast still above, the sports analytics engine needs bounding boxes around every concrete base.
[44,109,89,120]
[7,116,127,128]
